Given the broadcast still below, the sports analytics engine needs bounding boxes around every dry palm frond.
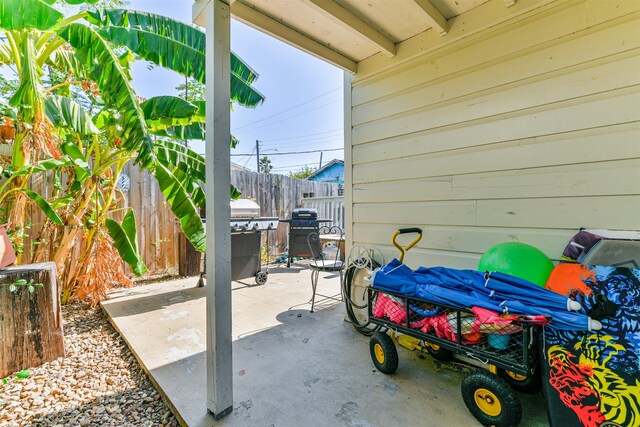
[70,231,132,306]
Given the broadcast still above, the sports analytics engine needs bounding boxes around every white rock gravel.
[0,303,179,427]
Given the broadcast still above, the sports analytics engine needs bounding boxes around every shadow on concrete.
[265,265,305,274]
[133,303,550,427]
[104,287,207,319]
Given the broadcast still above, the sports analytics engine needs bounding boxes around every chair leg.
[339,269,344,301]
[310,270,318,313]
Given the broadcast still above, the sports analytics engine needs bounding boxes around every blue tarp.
[371,259,591,331]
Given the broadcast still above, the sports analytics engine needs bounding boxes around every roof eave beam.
[230,1,357,73]
[412,0,448,35]
[307,0,397,57]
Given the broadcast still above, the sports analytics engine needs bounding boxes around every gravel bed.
[0,303,179,427]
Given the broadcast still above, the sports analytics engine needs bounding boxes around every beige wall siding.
[348,0,640,269]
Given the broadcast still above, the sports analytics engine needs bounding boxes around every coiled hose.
[342,258,382,336]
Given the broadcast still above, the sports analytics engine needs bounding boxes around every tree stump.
[0,262,64,378]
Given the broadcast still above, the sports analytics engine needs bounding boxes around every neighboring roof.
[307,159,344,181]
[194,0,530,73]
[230,162,251,172]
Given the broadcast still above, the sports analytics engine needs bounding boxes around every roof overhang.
[194,0,550,74]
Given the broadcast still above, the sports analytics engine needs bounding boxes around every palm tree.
[0,0,264,302]
[259,156,272,173]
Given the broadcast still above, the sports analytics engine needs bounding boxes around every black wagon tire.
[425,343,454,362]
[461,370,522,427]
[369,332,398,374]
[497,367,541,393]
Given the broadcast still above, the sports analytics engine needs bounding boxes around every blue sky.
[128,0,345,174]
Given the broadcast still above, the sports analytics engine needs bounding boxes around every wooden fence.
[22,167,340,278]
[22,163,182,277]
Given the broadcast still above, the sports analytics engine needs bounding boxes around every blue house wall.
[308,162,344,184]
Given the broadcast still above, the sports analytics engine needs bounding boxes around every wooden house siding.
[346,0,640,269]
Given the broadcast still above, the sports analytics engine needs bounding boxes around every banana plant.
[0,0,264,303]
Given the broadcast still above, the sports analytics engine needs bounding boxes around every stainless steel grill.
[198,199,279,286]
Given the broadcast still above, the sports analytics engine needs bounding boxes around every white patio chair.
[307,225,345,313]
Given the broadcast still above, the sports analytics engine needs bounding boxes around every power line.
[232,98,341,134]
[237,146,255,167]
[230,147,343,157]
[262,134,343,146]
[272,162,314,170]
[232,86,341,132]
[260,128,343,142]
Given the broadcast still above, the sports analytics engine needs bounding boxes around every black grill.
[281,208,330,267]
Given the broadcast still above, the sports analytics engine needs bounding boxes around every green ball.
[478,242,554,287]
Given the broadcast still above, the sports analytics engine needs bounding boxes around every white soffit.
[193,0,513,72]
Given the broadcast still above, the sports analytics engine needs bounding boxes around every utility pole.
[318,151,323,169]
[255,140,260,172]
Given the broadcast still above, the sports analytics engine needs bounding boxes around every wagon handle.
[392,228,423,262]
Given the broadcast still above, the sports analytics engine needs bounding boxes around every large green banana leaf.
[11,157,73,177]
[45,95,100,135]
[106,210,147,275]
[45,47,87,79]
[155,140,205,181]
[86,9,265,107]
[0,0,62,31]
[60,141,91,182]
[152,162,205,252]
[58,23,154,167]
[141,96,197,120]
[153,140,242,204]
[152,123,205,141]
[10,36,45,125]
[141,96,202,130]
[86,9,259,85]
[22,189,63,225]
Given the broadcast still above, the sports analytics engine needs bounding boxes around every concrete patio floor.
[101,264,548,427]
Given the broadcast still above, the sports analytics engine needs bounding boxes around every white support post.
[205,0,233,420]
[343,71,353,258]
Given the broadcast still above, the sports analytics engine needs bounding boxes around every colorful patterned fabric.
[544,265,640,427]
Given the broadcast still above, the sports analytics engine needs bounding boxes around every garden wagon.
[367,286,543,426]
[364,229,547,427]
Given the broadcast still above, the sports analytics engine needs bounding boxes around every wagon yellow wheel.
[474,388,502,417]
[425,342,453,362]
[461,370,521,427]
[506,371,527,381]
[369,332,398,374]
[497,366,541,393]
[374,343,385,363]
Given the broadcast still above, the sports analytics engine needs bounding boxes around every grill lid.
[291,208,318,219]
[230,198,260,218]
